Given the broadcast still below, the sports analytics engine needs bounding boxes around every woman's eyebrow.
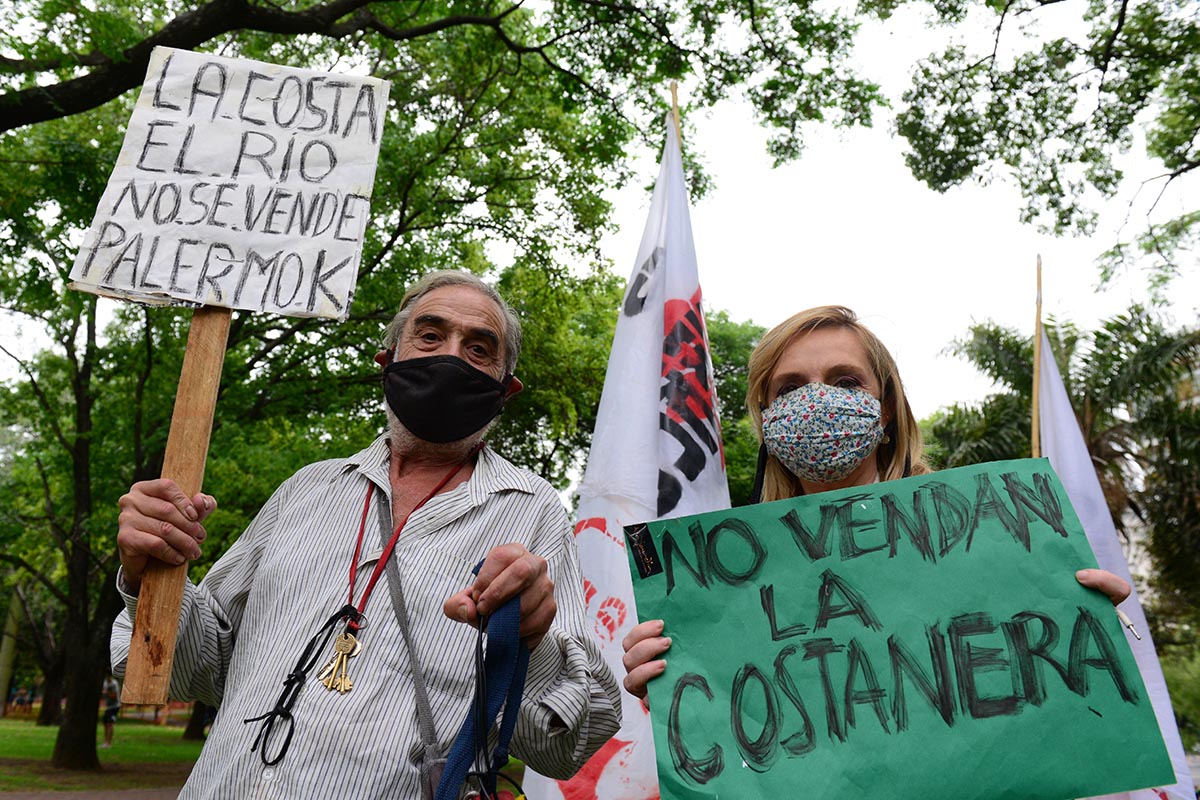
[824,363,870,376]
[772,363,868,383]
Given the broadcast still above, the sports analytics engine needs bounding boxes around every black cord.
[242,603,360,765]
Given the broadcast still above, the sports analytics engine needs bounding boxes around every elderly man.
[111,270,621,798]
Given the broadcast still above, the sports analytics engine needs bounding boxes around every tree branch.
[1095,0,1130,92]
[0,343,73,455]
[34,458,71,556]
[0,0,526,133]
[0,554,70,607]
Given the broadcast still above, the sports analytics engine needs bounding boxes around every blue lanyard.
[436,562,530,800]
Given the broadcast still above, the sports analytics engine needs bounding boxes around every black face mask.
[382,355,512,443]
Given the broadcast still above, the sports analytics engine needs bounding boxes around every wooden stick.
[1031,256,1043,459]
[121,306,231,706]
[669,81,683,151]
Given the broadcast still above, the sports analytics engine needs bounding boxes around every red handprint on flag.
[556,736,659,800]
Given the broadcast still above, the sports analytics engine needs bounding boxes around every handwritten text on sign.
[626,460,1172,800]
[69,47,390,320]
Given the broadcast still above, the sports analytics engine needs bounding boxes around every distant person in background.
[100,674,120,748]
[12,685,30,715]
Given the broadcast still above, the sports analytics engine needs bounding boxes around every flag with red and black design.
[524,116,731,800]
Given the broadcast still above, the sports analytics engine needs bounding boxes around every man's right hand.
[117,480,216,593]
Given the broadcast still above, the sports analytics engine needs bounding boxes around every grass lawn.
[0,715,528,793]
[0,716,201,792]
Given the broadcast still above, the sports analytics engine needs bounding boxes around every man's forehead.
[406,285,506,334]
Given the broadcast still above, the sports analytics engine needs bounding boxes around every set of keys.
[316,631,361,694]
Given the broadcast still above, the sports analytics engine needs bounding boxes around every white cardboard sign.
[70,47,390,320]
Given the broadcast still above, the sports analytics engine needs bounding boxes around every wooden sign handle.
[121,306,231,706]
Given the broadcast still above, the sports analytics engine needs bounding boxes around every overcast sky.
[599,8,1200,420]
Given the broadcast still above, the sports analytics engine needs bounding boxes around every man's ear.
[374,349,391,368]
[505,375,524,398]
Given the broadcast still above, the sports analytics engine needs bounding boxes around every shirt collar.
[344,433,535,498]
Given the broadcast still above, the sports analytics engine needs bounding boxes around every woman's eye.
[835,376,863,389]
[772,383,800,401]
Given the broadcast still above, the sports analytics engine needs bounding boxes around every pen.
[1116,608,1142,640]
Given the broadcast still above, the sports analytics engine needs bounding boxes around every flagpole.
[670,81,683,152]
[1031,255,1043,458]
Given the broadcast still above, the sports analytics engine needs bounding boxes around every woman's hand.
[622,619,672,702]
[1075,568,1131,605]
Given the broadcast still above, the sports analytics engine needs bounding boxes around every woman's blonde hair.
[746,305,930,502]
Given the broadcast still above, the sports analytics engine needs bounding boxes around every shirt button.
[262,766,275,782]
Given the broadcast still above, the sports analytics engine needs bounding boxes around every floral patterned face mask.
[761,382,884,484]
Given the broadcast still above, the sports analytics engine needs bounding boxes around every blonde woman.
[623,305,1130,699]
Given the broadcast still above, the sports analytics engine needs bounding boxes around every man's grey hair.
[382,270,523,376]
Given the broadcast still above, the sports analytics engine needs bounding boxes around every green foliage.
[1137,379,1200,614]
[705,311,765,506]
[921,393,1031,470]
[1154,597,1200,754]
[870,0,1200,290]
[721,416,763,508]
[488,266,625,489]
[706,310,764,424]
[1161,647,1200,752]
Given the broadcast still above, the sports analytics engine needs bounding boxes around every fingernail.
[457,605,470,622]
[173,553,186,564]
[184,505,197,522]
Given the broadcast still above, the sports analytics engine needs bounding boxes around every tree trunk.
[183,701,209,741]
[51,571,123,770]
[0,590,19,718]
[36,654,65,726]
[51,653,101,770]
[50,296,107,771]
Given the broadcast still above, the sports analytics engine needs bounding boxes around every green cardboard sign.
[626,460,1173,799]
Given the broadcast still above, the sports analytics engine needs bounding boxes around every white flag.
[524,117,731,800]
[1039,329,1196,800]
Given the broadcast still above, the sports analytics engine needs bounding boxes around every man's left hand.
[444,543,556,650]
